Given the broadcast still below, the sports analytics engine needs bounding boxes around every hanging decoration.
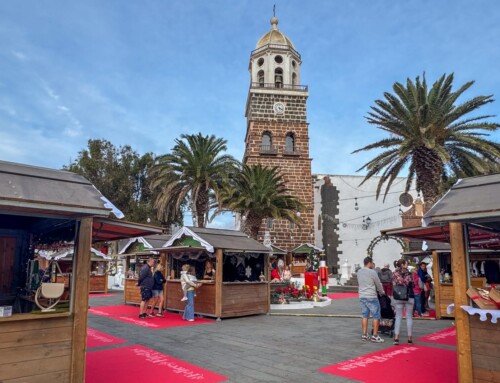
[336,215,401,230]
[354,197,359,210]
[366,235,408,257]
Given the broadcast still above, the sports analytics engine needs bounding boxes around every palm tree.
[217,164,305,239]
[150,133,239,227]
[353,73,500,205]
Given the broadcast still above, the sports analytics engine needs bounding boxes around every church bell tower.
[243,16,314,251]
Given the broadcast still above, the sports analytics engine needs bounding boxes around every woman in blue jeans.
[412,269,429,317]
[392,259,414,345]
[180,265,199,321]
[183,290,195,321]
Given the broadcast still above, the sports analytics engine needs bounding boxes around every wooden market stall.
[382,174,500,383]
[158,226,271,320]
[118,234,171,305]
[0,161,162,383]
[290,243,323,275]
[37,247,113,295]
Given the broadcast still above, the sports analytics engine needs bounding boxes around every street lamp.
[362,216,372,230]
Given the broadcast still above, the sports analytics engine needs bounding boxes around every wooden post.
[124,255,131,304]
[266,253,270,313]
[432,251,441,319]
[215,249,223,319]
[449,222,473,383]
[70,217,92,383]
[160,252,167,309]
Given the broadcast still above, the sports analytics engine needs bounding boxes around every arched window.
[274,68,283,88]
[292,72,297,86]
[285,133,295,153]
[261,132,272,151]
[257,70,264,87]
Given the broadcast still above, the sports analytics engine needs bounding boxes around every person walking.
[180,264,199,321]
[392,259,415,345]
[138,257,155,319]
[418,262,432,311]
[411,267,429,317]
[357,256,386,343]
[151,264,166,317]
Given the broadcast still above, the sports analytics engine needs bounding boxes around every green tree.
[65,139,156,223]
[217,164,304,239]
[150,133,238,227]
[353,73,500,205]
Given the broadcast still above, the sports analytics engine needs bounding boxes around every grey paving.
[87,292,454,383]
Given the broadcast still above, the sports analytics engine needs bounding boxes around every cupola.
[249,16,302,89]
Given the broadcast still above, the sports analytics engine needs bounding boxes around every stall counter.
[166,280,268,319]
[124,278,141,305]
[166,280,215,316]
[89,274,108,293]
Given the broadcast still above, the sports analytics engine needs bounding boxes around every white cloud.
[11,50,26,61]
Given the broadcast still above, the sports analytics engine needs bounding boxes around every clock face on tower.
[273,102,285,114]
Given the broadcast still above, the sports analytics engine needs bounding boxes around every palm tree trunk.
[414,147,444,207]
[244,215,262,240]
[195,190,209,228]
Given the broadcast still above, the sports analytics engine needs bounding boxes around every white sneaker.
[421,312,430,317]
[187,319,194,322]
[180,297,188,301]
[370,335,384,343]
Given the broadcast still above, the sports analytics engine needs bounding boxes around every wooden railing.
[251,82,308,91]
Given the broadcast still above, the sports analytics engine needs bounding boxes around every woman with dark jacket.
[392,259,414,345]
[151,264,166,317]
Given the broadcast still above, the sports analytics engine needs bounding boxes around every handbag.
[393,284,409,301]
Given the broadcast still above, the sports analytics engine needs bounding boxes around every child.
[180,264,198,301]
[283,265,292,282]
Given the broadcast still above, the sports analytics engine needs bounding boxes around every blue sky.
[1,1,500,223]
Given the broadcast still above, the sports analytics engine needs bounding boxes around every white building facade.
[313,174,418,273]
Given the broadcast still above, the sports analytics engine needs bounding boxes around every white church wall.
[313,174,418,273]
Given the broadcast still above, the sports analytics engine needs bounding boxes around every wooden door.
[0,236,16,294]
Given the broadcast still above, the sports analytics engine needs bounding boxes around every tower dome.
[256,17,295,49]
[249,15,303,89]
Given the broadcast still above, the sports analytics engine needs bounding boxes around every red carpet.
[89,293,118,298]
[320,345,457,383]
[86,345,228,382]
[417,327,456,346]
[86,328,127,349]
[328,293,359,299]
[88,304,139,316]
[108,312,214,329]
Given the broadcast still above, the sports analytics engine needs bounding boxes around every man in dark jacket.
[138,257,155,319]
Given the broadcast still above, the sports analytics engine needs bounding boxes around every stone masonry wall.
[244,117,314,251]
[247,93,307,123]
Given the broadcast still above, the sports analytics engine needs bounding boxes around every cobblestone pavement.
[87,293,454,383]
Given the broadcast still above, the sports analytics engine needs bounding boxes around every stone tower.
[243,16,314,251]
